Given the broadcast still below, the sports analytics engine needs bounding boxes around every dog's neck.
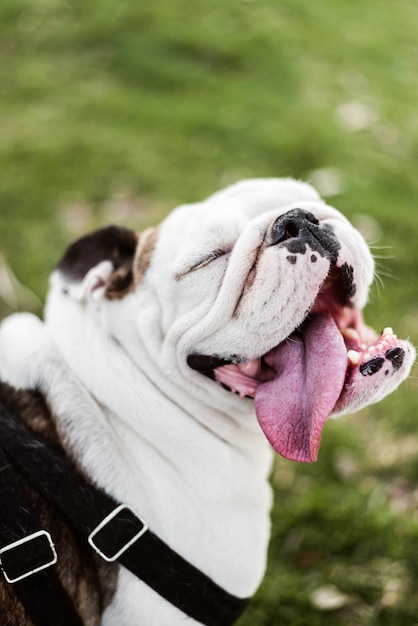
[0,306,273,605]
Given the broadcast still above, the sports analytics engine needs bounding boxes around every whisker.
[372,253,395,260]
[369,244,393,251]
[376,269,399,281]
[373,258,399,281]
[373,272,384,293]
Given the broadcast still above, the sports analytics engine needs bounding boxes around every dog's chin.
[188,269,414,464]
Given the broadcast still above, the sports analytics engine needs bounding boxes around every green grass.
[1,1,418,624]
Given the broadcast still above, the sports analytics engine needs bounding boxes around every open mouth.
[188,267,406,463]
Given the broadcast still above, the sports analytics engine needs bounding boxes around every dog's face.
[48,179,415,463]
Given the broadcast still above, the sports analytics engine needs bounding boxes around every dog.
[0,178,415,625]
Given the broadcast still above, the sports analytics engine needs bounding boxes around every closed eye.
[175,248,229,280]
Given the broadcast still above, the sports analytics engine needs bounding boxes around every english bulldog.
[0,178,414,625]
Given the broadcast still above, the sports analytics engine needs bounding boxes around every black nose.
[270,209,320,245]
[270,208,340,264]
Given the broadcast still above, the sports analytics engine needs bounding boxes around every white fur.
[0,178,414,625]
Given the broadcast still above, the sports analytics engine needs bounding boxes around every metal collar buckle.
[88,504,148,563]
[0,530,58,584]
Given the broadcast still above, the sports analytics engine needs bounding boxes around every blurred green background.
[1,1,417,624]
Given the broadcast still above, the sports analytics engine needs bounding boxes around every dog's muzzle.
[269,208,340,265]
[188,205,415,464]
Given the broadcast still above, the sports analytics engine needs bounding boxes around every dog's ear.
[55,225,157,301]
[132,227,159,287]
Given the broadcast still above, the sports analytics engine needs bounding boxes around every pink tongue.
[254,314,347,462]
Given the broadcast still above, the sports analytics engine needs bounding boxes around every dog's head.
[48,179,415,463]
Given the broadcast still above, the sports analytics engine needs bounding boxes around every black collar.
[0,404,249,626]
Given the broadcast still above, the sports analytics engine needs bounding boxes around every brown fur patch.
[133,227,158,286]
[57,225,138,285]
[104,265,135,300]
[56,224,158,301]
[0,382,118,625]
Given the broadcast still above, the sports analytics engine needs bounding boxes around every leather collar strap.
[0,442,84,625]
[0,406,249,626]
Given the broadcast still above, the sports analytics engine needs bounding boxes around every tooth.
[341,328,360,341]
[382,327,393,336]
[347,350,361,365]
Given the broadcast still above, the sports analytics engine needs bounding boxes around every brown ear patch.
[133,227,158,286]
[57,225,138,282]
[106,227,158,298]
[57,225,139,299]
[57,225,158,300]
[104,264,135,300]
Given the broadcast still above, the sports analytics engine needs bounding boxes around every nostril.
[272,221,300,244]
[305,211,320,226]
[284,222,300,239]
[270,208,319,246]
